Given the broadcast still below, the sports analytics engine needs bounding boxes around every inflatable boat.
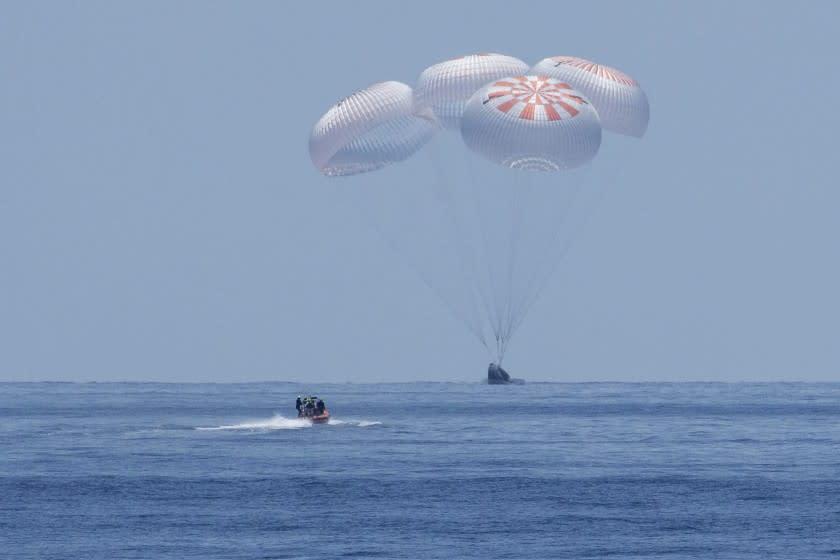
[307,411,330,424]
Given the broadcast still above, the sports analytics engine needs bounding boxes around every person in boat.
[295,395,303,416]
[304,396,315,417]
[316,398,326,416]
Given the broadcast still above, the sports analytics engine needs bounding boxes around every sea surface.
[2,382,840,559]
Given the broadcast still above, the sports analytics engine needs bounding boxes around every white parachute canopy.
[414,53,529,131]
[460,75,602,171]
[530,56,649,137]
[309,81,437,176]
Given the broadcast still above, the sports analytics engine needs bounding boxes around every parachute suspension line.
[504,175,589,346]
[464,151,506,357]
[424,138,492,355]
[493,171,524,365]
[335,182,489,354]
[427,141,497,357]
[512,155,626,338]
[507,185,585,341]
[501,176,517,360]
[508,174,609,341]
[426,140,492,353]
[461,177,504,357]
[500,171,531,360]
[517,138,646,342]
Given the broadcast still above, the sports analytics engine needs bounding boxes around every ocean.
[2,382,839,559]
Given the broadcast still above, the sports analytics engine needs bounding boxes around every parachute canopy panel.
[309,81,437,177]
[414,53,530,131]
[460,75,602,171]
[530,56,649,138]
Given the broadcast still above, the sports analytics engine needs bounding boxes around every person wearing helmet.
[295,395,303,416]
[304,396,315,417]
[316,398,326,415]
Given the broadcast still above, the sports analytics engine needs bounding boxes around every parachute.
[414,53,529,131]
[308,54,648,368]
[530,56,649,137]
[309,81,437,176]
[460,75,601,171]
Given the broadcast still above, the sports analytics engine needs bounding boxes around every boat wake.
[328,419,382,428]
[196,414,310,431]
[196,414,382,432]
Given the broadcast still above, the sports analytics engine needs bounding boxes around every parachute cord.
[501,172,529,349]
[506,184,581,341]
[425,138,493,351]
[507,174,609,342]
[465,151,505,347]
[425,138,488,346]
[507,202,585,341]
[428,139,503,354]
[335,182,490,354]
[508,147,638,346]
[505,172,588,338]
[502,176,518,351]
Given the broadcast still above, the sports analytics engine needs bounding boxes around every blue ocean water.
[2,382,839,559]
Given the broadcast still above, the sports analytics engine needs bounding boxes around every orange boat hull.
[309,411,330,424]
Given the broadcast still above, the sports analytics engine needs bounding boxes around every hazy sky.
[2,1,838,382]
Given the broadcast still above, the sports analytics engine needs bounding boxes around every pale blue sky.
[1,1,838,382]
